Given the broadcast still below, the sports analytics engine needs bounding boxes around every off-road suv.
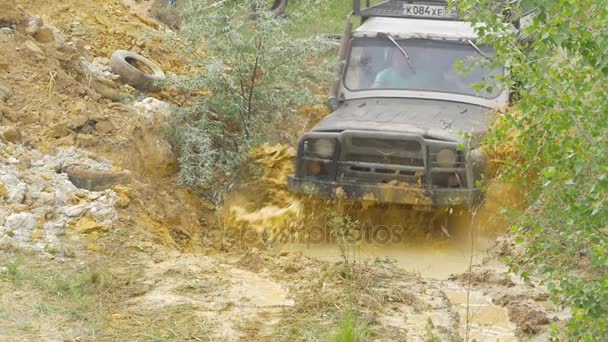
[288,0,514,208]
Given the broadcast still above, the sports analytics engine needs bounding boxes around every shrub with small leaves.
[457,0,608,338]
[170,0,333,200]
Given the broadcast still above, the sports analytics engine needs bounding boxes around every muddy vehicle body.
[288,0,514,208]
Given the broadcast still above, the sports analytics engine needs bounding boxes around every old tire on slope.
[109,50,166,91]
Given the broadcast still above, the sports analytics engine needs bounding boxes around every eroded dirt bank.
[0,1,568,341]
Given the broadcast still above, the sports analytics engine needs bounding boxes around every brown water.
[278,235,493,280]
[446,286,516,341]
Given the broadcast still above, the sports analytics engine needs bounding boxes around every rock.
[133,97,172,125]
[76,133,96,147]
[64,204,89,218]
[0,126,22,143]
[24,15,43,35]
[33,191,56,207]
[0,266,8,273]
[91,78,133,102]
[88,200,115,223]
[114,194,130,208]
[0,183,8,199]
[62,164,131,191]
[72,216,111,234]
[0,84,11,102]
[67,115,88,129]
[132,127,177,177]
[4,212,36,241]
[95,120,115,134]
[33,26,54,43]
[0,173,20,187]
[7,182,27,204]
[49,122,70,138]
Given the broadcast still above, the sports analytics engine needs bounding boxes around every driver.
[372,48,419,89]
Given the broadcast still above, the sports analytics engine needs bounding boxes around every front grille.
[344,153,424,166]
[339,135,425,184]
[343,137,424,166]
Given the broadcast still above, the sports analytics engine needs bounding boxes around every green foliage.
[4,256,23,282]
[457,0,608,338]
[329,211,361,279]
[332,313,374,342]
[171,0,333,199]
[424,317,441,342]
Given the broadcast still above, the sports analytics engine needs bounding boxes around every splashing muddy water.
[225,144,520,259]
[223,144,525,341]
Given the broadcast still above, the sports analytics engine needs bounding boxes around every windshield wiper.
[380,32,416,74]
[466,39,490,60]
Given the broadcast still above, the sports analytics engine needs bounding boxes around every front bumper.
[287,176,482,207]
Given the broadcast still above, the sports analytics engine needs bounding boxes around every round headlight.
[437,148,457,168]
[470,149,487,171]
[307,139,335,159]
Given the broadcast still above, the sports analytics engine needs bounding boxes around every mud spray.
[223,143,522,279]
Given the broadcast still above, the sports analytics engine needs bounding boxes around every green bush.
[457,0,608,339]
[170,0,334,200]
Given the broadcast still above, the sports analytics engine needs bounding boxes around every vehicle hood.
[313,98,493,142]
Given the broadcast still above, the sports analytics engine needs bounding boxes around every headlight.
[436,148,457,168]
[470,149,487,170]
[304,138,336,159]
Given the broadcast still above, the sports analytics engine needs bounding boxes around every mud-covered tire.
[109,50,165,91]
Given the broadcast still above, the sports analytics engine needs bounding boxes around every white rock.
[4,212,36,241]
[44,219,66,231]
[33,191,56,207]
[0,173,20,187]
[8,182,27,204]
[0,145,119,249]
[133,97,172,124]
[64,204,89,218]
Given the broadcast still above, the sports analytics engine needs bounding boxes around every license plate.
[402,4,455,18]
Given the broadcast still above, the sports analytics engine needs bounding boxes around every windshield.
[343,37,504,99]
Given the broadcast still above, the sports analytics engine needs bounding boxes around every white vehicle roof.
[354,17,479,40]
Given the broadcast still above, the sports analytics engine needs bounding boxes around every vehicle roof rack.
[353,0,518,21]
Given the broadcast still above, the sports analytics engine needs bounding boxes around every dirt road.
[0,0,567,340]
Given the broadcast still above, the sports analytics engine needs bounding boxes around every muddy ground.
[0,231,568,341]
[0,0,568,341]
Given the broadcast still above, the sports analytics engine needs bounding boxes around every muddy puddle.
[277,235,494,280]
[446,286,516,341]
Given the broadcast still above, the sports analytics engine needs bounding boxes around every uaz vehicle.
[288,0,515,209]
